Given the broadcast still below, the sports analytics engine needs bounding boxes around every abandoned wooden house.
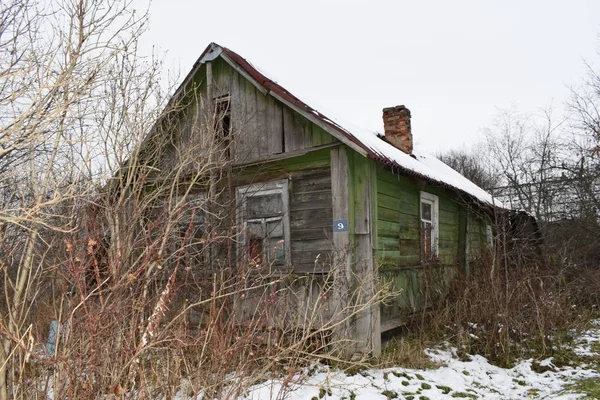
[133,42,502,358]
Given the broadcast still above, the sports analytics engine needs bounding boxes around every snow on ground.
[223,323,600,400]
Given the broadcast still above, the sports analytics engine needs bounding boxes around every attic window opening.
[213,94,231,159]
[214,95,231,138]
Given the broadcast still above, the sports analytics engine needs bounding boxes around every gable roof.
[175,42,500,208]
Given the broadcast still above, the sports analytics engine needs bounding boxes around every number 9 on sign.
[333,219,348,232]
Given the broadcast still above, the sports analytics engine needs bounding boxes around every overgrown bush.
[414,247,599,367]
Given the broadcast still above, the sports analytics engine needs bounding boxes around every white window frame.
[420,191,439,258]
[236,180,291,269]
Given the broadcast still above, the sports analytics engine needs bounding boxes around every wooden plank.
[232,72,250,162]
[245,80,259,160]
[330,146,351,356]
[280,157,331,171]
[313,124,336,145]
[220,53,268,95]
[212,58,229,97]
[291,250,332,273]
[378,236,401,252]
[290,209,332,230]
[255,90,269,157]
[291,173,331,193]
[290,193,332,211]
[234,144,334,169]
[266,95,283,154]
[376,251,420,267]
[291,238,332,252]
[379,218,420,239]
[206,62,213,100]
[303,119,313,149]
[312,124,323,146]
[266,90,367,157]
[377,179,420,202]
[439,223,459,234]
[289,227,332,241]
[377,179,402,198]
[398,213,420,228]
[439,209,459,224]
[377,206,400,223]
[293,189,332,202]
[377,168,413,186]
[378,193,419,215]
[377,249,408,264]
[353,154,370,235]
[205,61,214,154]
[287,166,333,269]
[352,152,380,357]
[378,220,400,238]
[238,76,251,162]
[283,108,304,152]
[370,159,381,350]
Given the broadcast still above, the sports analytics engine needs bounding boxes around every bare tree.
[481,107,568,221]
[0,1,162,398]
[566,61,600,217]
[0,2,388,397]
[437,146,500,190]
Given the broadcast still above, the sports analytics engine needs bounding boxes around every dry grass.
[378,336,438,370]
[412,253,600,367]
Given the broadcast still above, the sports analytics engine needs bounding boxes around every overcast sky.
[137,0,600,154]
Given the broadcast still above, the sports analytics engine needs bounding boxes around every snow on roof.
[316,112,500,207]
[198,43,502,208]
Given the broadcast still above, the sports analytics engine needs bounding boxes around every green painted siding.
[438,192,461,266]
[380,265,457,323]
[467,212,488,257]
[375,168,421,268]
[374,165,468,269]
[371,163,490,327]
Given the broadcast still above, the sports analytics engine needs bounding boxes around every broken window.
[237,180,290,268]
[420,192,439,261]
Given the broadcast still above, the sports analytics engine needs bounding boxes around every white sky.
[137,0,600,153]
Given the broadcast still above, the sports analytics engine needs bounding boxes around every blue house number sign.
[333,219,348,232]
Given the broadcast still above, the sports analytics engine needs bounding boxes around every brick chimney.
[382,105,412,154]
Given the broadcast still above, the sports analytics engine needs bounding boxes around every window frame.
[419,191,439,259]
[213,94,232,159]
[236,180,291,269]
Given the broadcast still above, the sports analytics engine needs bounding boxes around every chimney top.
[382,105,412,154]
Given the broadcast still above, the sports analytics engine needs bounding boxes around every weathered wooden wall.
[372,165,489,330]
[231,149,333,273]
[330,147,380,357]
[154,56,340,273]
[210,58,336,162]
[468,212,487,257]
